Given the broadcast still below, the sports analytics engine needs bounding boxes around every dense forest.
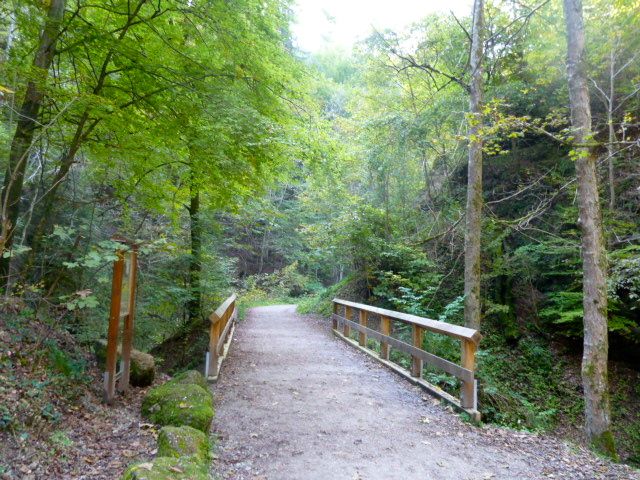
[1,0,639,474]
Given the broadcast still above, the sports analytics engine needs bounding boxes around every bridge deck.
[210,305,634,480]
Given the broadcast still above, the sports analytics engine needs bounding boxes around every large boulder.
[157,425,211,462]
[141,382,214,432]
[94,339,155,387]
[129,350,155,387]
[121,456,209,480]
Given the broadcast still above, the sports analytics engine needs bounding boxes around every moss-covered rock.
[171,370,210,391]
[142,382,214,432]
[129,350,155,387]
[121,456,209,480]
[94,339,155,387]
[157,426,211,462]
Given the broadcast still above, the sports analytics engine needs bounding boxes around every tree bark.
[463,0,484,331]
[562,0,617,459]
[0,0,66,289]
[606,47,616,210]
[187,182,202,325]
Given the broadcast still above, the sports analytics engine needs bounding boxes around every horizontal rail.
[333,314,473,382]
[333,298,481,344]
[211,293,237,325]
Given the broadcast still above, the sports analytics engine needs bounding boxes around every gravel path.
[210,305,638,480]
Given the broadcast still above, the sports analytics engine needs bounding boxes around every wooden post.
[460,339,477,409]
[380,315,391,360]
[119,248,138,393]
[343,305,352,338]
[104,252,125,404]
[411,325,424,378]
[358,309,367,346]
[332,302,338,330]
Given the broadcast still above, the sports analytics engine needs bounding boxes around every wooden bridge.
[202,298,627,479]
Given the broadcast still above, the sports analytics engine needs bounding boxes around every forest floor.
[211,305,639,480]
[0,316,157,479]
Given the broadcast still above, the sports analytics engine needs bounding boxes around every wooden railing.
[205,293,237,381]
[332,298,481,420]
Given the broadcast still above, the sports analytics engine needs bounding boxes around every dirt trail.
[210,305,638,480]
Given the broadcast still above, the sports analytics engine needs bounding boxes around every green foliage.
[477,336,581,431]
[297,276,355,316]
[45,340,88,381]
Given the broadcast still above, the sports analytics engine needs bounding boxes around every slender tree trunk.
[0,0,66,289]
[562,0,617,459]
[463,0,484,331]
[187,182,202,325]
[607,48,616,210]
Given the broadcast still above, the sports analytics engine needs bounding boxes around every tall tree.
[0,0,65,288]
[463,0,484,331]
[562,0,616,458]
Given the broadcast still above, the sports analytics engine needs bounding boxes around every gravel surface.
[211,305,639,480]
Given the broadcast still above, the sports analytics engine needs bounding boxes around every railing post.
[358,309,367,346]
[411,325,424,377]
[380,315,391,360]
[332,301,338,330]
[460,339,477,409]
[343,305,352,338]
[104,252,125,404]
[119,247,138,394]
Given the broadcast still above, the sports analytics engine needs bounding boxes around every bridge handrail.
[331,298,481,419]
[206,293,237,380]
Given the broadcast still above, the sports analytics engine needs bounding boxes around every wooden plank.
[333,298,481,344]
[343,305,352,338]
[104,252,125,404]
[332,314,473,382]
[460,339,477,409]
[380,315,391,360]
[216,308,235,355]
[208,322,236,383]
[119,248,138,393]
[332,302,338,330]
[411,325,424,378]
[211,294,237,325]
[358,309,367,346]
[208,317,220,377]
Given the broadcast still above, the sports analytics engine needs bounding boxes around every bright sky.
[292,0,473,53]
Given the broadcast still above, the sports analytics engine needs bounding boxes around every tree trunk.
[0,0,66,290]
[607,48,616,211]
[187,183,202,325]
[562,0,617,459]
[463,0,484,331]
